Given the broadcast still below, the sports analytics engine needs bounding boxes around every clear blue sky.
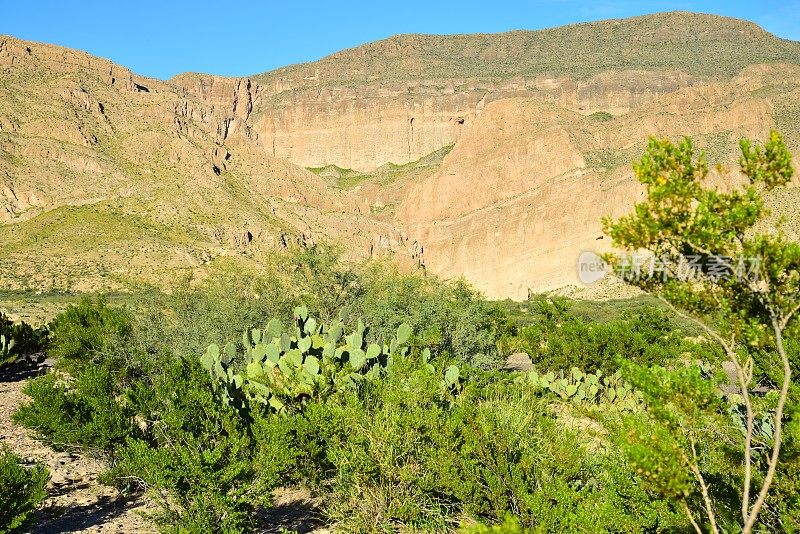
[2,0,799,80]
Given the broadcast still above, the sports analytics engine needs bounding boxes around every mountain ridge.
[249,11,800,86]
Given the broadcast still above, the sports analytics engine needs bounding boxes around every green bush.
[610,360,800,532]
[269,357,684,532]
[460,516,530,533]
[13,367,138,454]
[0,446,48,533]
[353,271,509,368]
[107,358,269,532]
[588,111,614,121]
[506,298,721,373]
[47,296,135,376]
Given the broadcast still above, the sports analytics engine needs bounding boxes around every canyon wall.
[396,75,794,299]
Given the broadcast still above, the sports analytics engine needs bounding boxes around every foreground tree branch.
[604,130,797,533]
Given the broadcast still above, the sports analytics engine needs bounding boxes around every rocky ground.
[1,361,327,533]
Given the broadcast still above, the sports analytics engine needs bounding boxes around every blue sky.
[2,0,799,80]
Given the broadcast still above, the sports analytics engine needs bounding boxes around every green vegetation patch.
[588,111,614,121]
[308,144,454,189]
[0,446,48,533]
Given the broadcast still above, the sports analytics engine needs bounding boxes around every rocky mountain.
[2,12,800,298]
[0,36,409,292]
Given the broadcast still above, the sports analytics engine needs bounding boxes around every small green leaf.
[280,333,292,352]
[200,345,219,371]
[223,343,236,365]
[349,349,367,370]
[304,317,317,334]
[311,334,325,349]
[246,361,265,379]
[265,344,280,364]
[304,355,320,375]
[265,318,282,340]
[298,335,312,353]
[285,349,303,367]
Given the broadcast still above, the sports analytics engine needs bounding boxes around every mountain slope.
[185,12,800,173]
[253,12,800,85]
[0,35,406,292]
[396,66,800,298]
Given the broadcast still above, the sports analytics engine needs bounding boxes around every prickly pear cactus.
[201,307,413,413]
[0,334,16,366]
[521,366,642,410]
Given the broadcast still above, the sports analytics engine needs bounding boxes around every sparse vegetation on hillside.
[308,144,454,190]
[588,111,614,121]
[254,13,800,86]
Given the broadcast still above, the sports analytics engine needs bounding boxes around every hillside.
[0,36,409,293]
[2,12,800,298]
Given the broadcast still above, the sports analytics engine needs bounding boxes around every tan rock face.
[252,84,474,171]
[245,72,702,172]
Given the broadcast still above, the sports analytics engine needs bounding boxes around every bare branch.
[743,316,793,533]
[688,432,720,534]
[682,499,703,534]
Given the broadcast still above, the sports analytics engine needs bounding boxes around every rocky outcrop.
[245,71,703,172]
[171,74,259,144]
[253,83,475,171]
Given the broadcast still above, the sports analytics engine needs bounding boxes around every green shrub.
[271,356,685,532]
[0,446,48,533]
[13,367,138,453]
[353,272,509,368]
[610,360,800,532]
[589,111,614,121]
[107,358,270,532]
[128,274,295,362]
[460,516,530,533]
[47,296,135,376]
[508,299,720,373]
